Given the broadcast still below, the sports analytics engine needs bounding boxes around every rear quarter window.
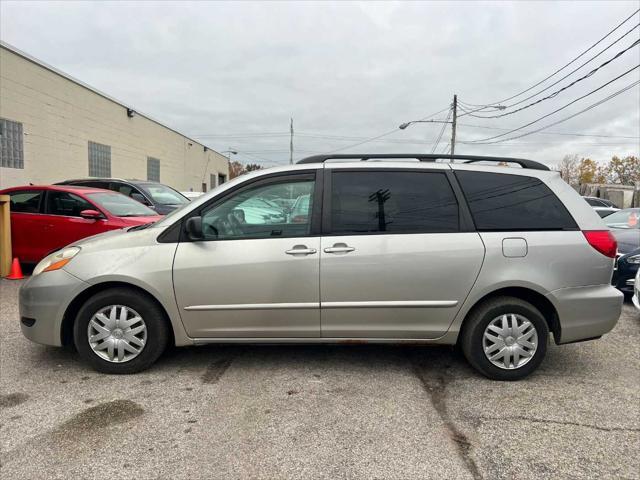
[455,171,577,231]
[8,191,43,213]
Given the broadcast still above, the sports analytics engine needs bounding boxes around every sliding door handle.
[324,243,355,254]
[285,245,317,256]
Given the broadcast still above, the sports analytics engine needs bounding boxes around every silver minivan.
[19,154,623,380]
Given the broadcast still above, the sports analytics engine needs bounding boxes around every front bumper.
[547,284,623,344]
[612,253,639,295]
[19,269,89,346]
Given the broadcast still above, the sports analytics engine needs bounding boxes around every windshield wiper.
[128,222,155,231]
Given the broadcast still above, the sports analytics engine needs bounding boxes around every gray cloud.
[1,0,638,167]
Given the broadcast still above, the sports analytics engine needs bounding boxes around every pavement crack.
[473,415,640,433]
[410,357,482,480]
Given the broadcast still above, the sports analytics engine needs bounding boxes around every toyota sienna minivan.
[19,154,623,380]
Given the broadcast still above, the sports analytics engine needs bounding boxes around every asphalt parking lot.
[1,278,638,480]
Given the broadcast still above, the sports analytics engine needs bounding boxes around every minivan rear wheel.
[460,296,548,381]
[73,288,169,374]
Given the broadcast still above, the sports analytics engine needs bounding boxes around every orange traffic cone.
[6,258,24,280]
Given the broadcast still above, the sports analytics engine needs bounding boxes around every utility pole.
[289,117,294,164]
[450,94,457,155]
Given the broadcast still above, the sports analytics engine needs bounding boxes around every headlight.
[33,247,81,276]
[627,254,640,265]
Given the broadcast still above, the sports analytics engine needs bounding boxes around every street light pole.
[451,94,457,155]
[399,98,505,155]
[289,118,294,165]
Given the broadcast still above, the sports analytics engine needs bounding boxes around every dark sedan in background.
[56,178,189,214]
[605,208,640,296]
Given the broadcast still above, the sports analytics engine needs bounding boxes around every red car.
[0,185,162,263]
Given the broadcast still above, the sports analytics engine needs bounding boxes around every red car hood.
[117,215,163,226]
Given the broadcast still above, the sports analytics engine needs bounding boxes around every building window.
[147,157,160,182]
[88,141,111,177]
[210,173,216,190]
[0,118,24,169]
[218,173,227,185]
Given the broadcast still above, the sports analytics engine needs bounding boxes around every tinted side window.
[585,198,602,207]
[9,191,43,213]
[110,182,134,196]
[456,171,577,231]
[330,171,459,234]
[88,181,111,190]
[110,183,149,204]
[46,191,95,217]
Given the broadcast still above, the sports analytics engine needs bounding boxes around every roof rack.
[296,154,550,171]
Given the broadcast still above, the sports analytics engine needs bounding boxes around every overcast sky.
[1,1,639,167]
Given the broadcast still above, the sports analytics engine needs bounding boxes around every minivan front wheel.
[73,288,169,374]
[460,296,548,381]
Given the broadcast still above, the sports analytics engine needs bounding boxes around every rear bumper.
[547,284,623,344]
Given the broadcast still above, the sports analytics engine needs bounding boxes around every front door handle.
[324,243,355,254]
[285,245,317,256]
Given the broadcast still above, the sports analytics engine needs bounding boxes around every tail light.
[582,230,617,258]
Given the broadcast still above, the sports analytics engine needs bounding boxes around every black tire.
[460,296,549,381]
[73,288,169,374]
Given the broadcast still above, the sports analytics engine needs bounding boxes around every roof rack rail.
[296,154,549,171]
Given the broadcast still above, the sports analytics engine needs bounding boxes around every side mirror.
[80,209,102,220]
[185,216,203,241]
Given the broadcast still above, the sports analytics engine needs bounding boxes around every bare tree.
[556,154,580,187]
[229,160,245,179]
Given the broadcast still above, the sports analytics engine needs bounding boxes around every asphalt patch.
[0,393,28,409]
[201,357,233,384]
[56,399,144,435]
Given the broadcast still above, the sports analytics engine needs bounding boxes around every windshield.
[88,192,158,217]
[140,184,189,206]
[604,209,640,229]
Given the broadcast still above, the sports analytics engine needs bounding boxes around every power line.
[462,39,640,119]
[194,132,289,138]
[233,150,283,165]
[295,128,638,141]
[460,22,640,112]
[503,23,639,109]
[464,64,639,143]
[456,142,639,147]
[461,79,640,145]
[455,123,639,139]
[321,106,450,154]
[463,8,640,106]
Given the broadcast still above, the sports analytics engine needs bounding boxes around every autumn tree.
[577,157,607,184]
[603,155,640,185]
[229,160,245,179]
[229,161,264,179]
